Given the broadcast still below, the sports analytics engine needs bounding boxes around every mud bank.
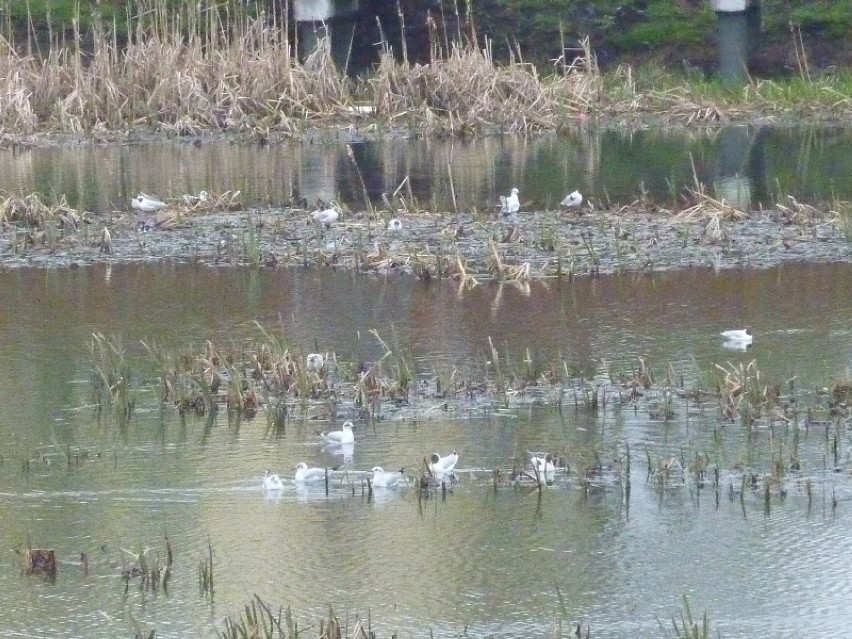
[2,199,850,276]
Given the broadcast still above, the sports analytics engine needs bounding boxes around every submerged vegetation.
[0,1,850,142]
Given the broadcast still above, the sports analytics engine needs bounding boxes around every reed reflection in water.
[2,126,852,216]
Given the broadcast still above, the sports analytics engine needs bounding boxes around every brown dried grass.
[0,3,601,137]
[0,191,89,227]
[0,3,351,136]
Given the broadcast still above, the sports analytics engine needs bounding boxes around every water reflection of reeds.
[4,126,852,217]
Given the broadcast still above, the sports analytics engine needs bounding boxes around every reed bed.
[0,190,89,227]
[0,2,850,140]
[103,321,849,484]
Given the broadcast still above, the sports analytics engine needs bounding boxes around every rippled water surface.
[1,261,852,638]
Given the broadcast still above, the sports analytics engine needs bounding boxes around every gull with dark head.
[561,191,583,207]
[131,193,166,212]
[721,328,753,346]
[428,451,459,476]
[530,453,556,477]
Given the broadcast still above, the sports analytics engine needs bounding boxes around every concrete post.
[711,0,761,87]
[294,0,359,68]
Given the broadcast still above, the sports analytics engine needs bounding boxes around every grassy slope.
[471,0,852,75]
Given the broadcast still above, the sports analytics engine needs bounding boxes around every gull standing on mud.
[561,191,583,207]
[306,353,325,371]
[312,206,339,228]
[499,188,520,216]
[321,421,355,445]
[131,193,166,212]
[182,190,210,205]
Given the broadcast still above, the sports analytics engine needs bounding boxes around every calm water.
[2,125,852,212]
[1,262,852,638]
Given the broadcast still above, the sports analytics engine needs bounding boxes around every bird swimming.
[721,328,753,344]
[263,470,284,490]
[428,451,459,475]
[321,421,355,445]
[499,188,520,215]
[370,466,405,488]
[294,462,326,484]
[561,191,583,207]
[530,453,556,477]
[131,193,166,212]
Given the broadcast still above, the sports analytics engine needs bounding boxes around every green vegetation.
[5,0,852,76]
[477,0,852,73]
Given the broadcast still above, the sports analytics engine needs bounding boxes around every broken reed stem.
[347,145,375,218]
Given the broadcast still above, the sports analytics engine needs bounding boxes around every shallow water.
[1,262,852,638]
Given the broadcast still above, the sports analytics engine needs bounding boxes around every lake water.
[2,125,852,213]
[2,127,852,639]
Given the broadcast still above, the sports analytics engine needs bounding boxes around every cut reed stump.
[25,548,57,577]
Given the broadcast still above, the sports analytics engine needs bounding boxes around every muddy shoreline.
[2,197,850,276]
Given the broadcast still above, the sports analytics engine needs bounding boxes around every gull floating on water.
[721,328,753,345]
[263,470,285,491]
[294,462,327,484]
[131,193,166,212]
[387,218,403,231]
[530,453,556,477]
[321,421,355,445]
[428,451,459,475]
[561,191,583,207]
[306,353,325,371]
[371,466,405,488]
[499,188,520,215]
[312,207,339,228]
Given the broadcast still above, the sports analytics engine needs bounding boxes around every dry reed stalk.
[450,253,479,288]
[670,187,749,223]
[0,3,354,135]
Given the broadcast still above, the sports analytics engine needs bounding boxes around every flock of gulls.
[129,185,584,237]
[261,419,462,493]
[498,187,584,218]
[259,326,752,496]
[259,415,567,496]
